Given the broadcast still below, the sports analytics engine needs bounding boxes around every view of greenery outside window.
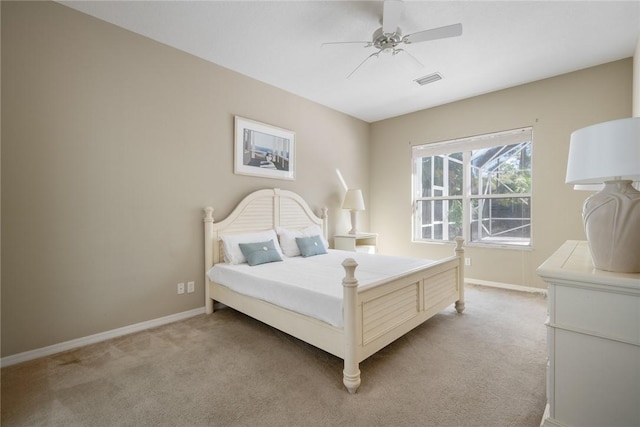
[412,128,532,247]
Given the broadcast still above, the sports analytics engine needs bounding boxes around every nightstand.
[333,233,377,253]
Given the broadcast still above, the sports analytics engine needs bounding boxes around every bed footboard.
[341,237,464,393]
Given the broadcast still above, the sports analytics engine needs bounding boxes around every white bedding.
[207,249,436,327]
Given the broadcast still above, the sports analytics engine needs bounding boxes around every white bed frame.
[203,188,465,393]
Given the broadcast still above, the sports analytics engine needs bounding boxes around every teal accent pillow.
[295,235,328,258]
[238,240,283,266]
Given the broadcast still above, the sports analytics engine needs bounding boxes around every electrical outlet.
[177,283,185,294]
[187,281,195,293]
[465,257,471,266]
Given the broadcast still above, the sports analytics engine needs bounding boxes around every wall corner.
[634,35,640,117]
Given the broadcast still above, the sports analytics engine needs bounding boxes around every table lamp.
[565,117,640,273]
[342,189,365,235]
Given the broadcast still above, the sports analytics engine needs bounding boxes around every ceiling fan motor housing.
[373,27,403,52]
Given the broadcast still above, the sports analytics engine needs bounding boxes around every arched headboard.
[203,188,328,269]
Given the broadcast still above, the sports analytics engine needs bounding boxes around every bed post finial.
[203,207,214,223]
[454,236,465,313]
[454,236,464,252]
[342,258,361,394]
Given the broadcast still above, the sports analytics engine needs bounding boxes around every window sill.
[413,239,533,251]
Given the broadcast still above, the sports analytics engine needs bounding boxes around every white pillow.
[303,225,329,249]
[276,225,328,257]
[221,230,283,264]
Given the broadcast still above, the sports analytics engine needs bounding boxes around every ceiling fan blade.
[321,41,372,47]
[347,51,380,79]
[404,23,462,44]
[393,49,424,70]
[382,0,403,34]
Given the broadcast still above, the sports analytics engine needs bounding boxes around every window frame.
[412,127,533,249]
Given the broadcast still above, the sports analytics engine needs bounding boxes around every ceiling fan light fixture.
[325,0,462,80]
[414,72,443,86]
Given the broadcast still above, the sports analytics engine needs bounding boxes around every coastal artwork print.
[234,116,295,180]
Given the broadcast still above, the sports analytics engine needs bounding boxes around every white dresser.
[537,241,640,427]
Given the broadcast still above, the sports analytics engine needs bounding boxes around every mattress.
[207,249,436,327]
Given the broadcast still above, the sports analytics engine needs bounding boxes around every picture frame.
[234,116,295,181]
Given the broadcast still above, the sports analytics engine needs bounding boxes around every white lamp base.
[583,180,640,273]
[348,209,358,235]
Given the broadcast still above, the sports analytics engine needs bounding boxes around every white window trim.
[412,127,533,249]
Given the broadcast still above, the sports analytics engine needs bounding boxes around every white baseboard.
[1,307,206,368]
[1,281,544,367]
[466,278,547,295]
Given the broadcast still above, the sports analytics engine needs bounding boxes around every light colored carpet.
[1,284,547,427]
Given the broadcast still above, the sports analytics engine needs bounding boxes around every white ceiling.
[59,1,640,123]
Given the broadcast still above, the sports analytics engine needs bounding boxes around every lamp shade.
[566,117,640,184]
[342,189,365,211]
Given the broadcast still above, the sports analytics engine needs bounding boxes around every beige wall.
[1,1,369,357]
[1,1,635,359]
[370,59,633,289]
[0,0,3,360]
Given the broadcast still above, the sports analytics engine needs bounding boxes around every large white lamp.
[566,117,640,273]
[342,189,365,235]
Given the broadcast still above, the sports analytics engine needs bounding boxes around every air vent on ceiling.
[414,72,443,86]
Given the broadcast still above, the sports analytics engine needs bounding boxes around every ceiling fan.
[323,0,463,79]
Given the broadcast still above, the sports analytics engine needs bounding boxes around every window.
[412,127,532,247]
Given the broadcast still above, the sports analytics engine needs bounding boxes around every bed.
[203,188,465,393]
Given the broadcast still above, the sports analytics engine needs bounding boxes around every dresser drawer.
[553,284,640,344]
[554,329,640,427]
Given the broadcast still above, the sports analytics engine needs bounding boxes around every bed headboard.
[203,188,328,269]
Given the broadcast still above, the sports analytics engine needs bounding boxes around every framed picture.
[234,116,295,181]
